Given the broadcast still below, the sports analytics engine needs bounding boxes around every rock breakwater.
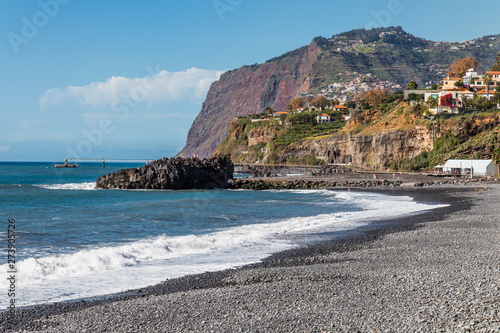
[228,178,403,190]
[228,177,500,190]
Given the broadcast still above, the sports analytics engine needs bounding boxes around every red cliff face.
[178,42,320,158]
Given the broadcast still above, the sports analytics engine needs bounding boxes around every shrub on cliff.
[391,131,461,171]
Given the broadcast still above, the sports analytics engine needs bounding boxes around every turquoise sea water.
[0,162,444,307]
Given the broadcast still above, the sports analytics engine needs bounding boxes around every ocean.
[0,162,445,308]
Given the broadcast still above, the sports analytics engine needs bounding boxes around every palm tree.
[483,73,492,97]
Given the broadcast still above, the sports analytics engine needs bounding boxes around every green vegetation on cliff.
[215,110,346,165]
[217,90,500,170]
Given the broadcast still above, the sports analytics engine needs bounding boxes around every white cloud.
[0,145,12,152]
[39,67,225,110]
[81,112,195,128]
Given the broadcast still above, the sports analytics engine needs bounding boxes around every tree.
[290,97,304,110]
[328,98,340,108]
[431,83,438,90]
[473,96,489,111]
[426,96,438,108]
[454,80,464,88]
[406,80,418,90]
[355,89,389,107]
[305,96,313,104]
[492,53,500,71]
[483,73,492,96]
[264,106,273,115]
[448,57,478,78]
[286,104,293,112]
[345,101,356,109]
[311,95,328,110]
[461,95,471,109]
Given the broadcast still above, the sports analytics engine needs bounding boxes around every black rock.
[96,155,234,190]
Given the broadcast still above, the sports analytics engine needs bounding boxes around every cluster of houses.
[319,72,403,102]
[316,105,350,123]
[263,105,351,125]
[421,69,500,113]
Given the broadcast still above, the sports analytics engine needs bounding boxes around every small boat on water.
[54,159,79,168]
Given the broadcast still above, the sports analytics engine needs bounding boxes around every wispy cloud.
[39,68,225,110]
[81,112,195,128]
[0,145,12,152]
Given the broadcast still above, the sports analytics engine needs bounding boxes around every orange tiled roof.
[275,111,289,115]
[319,114,330,117]
[487,71,500,75]
[334,105,348,109]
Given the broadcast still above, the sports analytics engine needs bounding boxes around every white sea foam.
[0,190,447,307]
[36,182,96,190]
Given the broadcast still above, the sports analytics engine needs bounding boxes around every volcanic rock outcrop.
[96,156,234,190]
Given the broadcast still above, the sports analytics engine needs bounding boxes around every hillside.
[215,100,500,171]
[179,27,500,158]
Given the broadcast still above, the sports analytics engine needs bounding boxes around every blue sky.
[1,0,499,161]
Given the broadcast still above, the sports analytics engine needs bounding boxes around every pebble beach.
[3,184,500,332]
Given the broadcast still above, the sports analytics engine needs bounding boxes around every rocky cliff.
[96,156,233,190]
[179,42,320,158]
[215,102,500,170]
[280,129,433,169]
[179,27,500,158]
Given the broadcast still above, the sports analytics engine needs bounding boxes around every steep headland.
[179,27,500,158]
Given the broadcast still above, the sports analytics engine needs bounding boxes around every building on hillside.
[333,105,349,111]
[463,68,481,86]
[476,89,496,100]
[273,111,289,125]
[455,90,475,100]
[316,114,331,123]
[487,71,500,81]
[472,72,499,91]
[405,89,439,100]
[429,89,477,114]
[440,77,461,90]
[438,91,467,113]
[424,91,440,102]
[442,159,498,176]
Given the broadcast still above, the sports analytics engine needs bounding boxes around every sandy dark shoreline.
[2,185,499,332]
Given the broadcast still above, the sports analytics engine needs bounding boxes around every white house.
[473,71,499,91]
[316,114,331,123]
[442,159,498,176]
[463,68,481,86]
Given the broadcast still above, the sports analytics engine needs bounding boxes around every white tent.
[442,159,498,176]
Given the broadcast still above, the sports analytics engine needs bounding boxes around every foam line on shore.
[0,189,446,307]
